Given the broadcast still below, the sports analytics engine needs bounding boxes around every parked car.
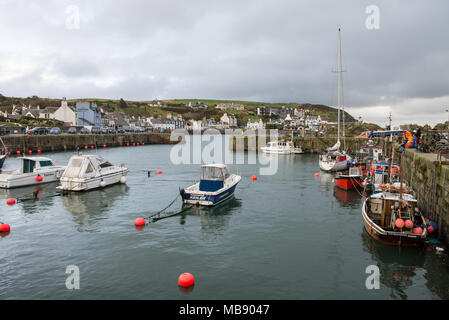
[28,127,49,135]
[117,127,125,133]
[100,127,109,134]
[67,127,77,134]
[49,127,61,135]
[107,127,116,134]
[80,128,89,134]
[91,127,101,134]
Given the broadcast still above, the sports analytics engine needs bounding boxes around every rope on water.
[147,193,186,222]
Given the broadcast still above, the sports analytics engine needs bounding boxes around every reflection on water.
[181,197,242,237]
[318,172,334,192]
[362,230,439,300]
[61,184,129,232]
[333,186,363,208]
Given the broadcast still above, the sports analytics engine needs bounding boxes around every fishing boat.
[180,164,241,206]
[365,161,404,194]
[0,157,65,189]
[334,166,364,190]
[356,140,383,163]
[362,191,427,246]
[261,140,303,154]
[319,27,351,172]
[57,154,128,191]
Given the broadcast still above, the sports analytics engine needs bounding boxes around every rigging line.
[147,193,181,220]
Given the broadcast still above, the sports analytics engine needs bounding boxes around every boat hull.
[334,176,363,190]
[58,168,128,191]
[319,158,350,172]
[0,154,6,170]
[0,167,65,189]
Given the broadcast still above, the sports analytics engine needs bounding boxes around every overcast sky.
[1,0,448,126]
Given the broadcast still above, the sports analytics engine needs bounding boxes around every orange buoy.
[157,170,162,175]
[405,220,413,229]
[28,150,32,154]
[251,175,257,181]
[314,173,320,177]
[134,218,146,226]
[6,198,16,205]
[413,227,423,235]
[178,273,195,287]
[0,223,10,233]
[36,175,43,182]
[427,225,435,234]
[395,218,405,229]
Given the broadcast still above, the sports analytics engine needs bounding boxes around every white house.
[220,113,238,128]
[54,99,77,126]
[246,119,265,130]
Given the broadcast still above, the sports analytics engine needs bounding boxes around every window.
[23,159,36,173]
[39,160,54,167]
[85,163,94,174]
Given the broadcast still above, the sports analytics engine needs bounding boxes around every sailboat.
[319,27,351,172]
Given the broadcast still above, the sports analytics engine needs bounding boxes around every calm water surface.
[1,140,449,299]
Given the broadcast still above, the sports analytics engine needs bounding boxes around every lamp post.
[446,109,449,129]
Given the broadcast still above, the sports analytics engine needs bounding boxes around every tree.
[119,98,128,109]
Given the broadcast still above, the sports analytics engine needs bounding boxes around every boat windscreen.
[201,166,224,180]
[99,161,113,168]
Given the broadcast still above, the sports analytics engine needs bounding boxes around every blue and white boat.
[180,164,241,206]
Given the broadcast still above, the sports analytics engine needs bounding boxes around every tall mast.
[338,27,345,150]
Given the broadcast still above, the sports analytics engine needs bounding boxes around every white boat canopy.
[63,155,114,179]
[200,164,230,181]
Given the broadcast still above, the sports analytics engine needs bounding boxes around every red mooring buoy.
[178,273,195,287]
[28,150,32,154]
[36,175,43,182]
[157,170,162,175]
[0,224,10,233]
[91,145,94,149]
[6,198,16,205]
[314,173,320,177]
[251,175,257,181]
[103,144,106,148]
[84,146,88,150]
[16,150,21,155]
[134,218,146,226]
[37,149,41,154]
[126,143,130,146]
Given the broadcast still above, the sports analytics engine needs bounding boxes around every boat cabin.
[199,164,230,192]
[357,140,383,162]
[19,157,56,173]
[63,155,115,179]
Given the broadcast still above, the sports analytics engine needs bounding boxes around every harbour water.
[1,140,449,299]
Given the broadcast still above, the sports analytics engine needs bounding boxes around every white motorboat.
[180,164,241,206]
[0,157,65,189]
[261,141,303,154]
[57,154,128,191]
